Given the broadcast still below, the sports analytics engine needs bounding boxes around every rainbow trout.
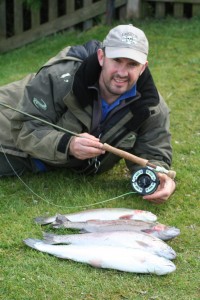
[34,208,157,225]
[43,231,176,260]
[52,215,180,241]
[23,238,176,275]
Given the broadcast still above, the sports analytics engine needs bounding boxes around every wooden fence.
[0,0,200,54]
[0,0,127,53]
[143,0,200,18]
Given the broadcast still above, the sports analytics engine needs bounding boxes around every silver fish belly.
[23,238,176,275]
[34,208,157,225]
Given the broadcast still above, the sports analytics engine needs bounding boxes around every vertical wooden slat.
[14,0,23,35]
[49,0,57,21]
[192,3,200,16]
[83,0,93,30]
[106,0,115,25]
[155,2,165,18]
[66,1,74,14]
[126,0,141,19]
[174,3,184,17]
[0,0,6,38]
[66,0,75,32]
[31,8,40,29]
[119,5,126,21]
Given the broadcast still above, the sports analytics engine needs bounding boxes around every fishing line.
[0,144,136,208]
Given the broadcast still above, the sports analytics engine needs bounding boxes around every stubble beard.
[105,75,130,98]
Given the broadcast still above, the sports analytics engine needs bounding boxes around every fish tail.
[55,214,69,223]
[34,217,48,225]
[23,238,42,250]
[51,215,70,228]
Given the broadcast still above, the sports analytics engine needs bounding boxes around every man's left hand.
[142,173,176,204]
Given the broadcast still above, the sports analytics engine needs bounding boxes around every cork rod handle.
[102,143,176,179]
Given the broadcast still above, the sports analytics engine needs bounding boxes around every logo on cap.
[121,32,138,45]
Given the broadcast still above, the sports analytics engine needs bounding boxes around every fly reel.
[131,167,160,195]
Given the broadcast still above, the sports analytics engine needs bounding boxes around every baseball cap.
[102,24,149,64]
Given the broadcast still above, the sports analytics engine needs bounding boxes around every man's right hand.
[69,133,105,160]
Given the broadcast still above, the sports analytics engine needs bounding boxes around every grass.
[0,17,200,300]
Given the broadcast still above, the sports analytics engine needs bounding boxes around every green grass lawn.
[0,17,200,300]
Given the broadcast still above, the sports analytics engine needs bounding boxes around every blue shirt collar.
[101,84,137,121]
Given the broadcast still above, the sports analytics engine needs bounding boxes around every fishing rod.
[0,102,176,180]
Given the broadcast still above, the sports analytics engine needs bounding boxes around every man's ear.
[97,48,104,67]
[140,61,148,76]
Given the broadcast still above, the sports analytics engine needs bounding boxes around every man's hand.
[69,133,105,160]
[142,173,176,204]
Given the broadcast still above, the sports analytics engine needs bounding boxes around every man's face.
[97,49,147,103]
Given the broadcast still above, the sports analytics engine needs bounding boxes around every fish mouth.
[159,228,181,240]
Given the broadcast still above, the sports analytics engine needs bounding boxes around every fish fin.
[42,232,57,244]
[51,224,63,229]
[54,214,70,223]
[51,215,71,227]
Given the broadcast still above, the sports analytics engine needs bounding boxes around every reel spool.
[131,167,160,195]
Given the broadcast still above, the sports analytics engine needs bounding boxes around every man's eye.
[130,63,139,67]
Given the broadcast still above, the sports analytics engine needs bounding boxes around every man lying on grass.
[0,24,176,204]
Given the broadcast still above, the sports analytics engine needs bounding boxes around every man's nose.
[117,65,129,76]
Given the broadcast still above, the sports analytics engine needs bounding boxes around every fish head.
[144,224,180,241]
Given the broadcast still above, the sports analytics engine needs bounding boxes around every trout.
[34,208,157,225]
[24,238,176,275]
[52,215,180,241]
[43,231,176,260]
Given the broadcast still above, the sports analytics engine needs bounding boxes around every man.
[0,24,175,203]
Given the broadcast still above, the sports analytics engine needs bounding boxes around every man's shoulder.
[42,40,101,68]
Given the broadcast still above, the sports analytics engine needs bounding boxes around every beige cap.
[103,24,149,64]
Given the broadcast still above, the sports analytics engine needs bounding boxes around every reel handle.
[167,170,176,180]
